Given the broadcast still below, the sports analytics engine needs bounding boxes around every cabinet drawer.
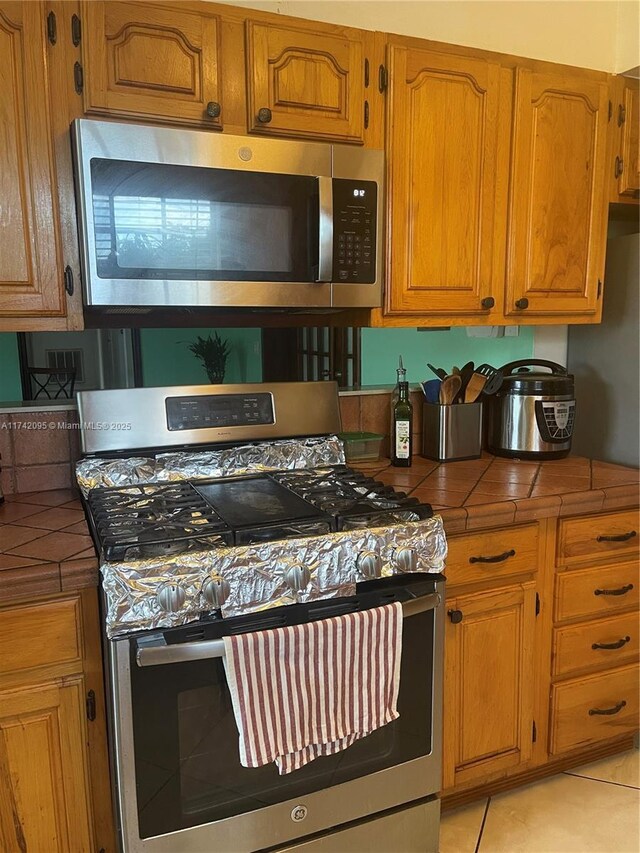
[553,611,639,677]
[0,597,82,676]
[555,562,639,622]
[557,509,639,567]
[445,524,538,587]
[550,664,639,754]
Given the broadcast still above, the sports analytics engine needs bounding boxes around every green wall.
[140,328,263,386]
[0,325,536,400]
[361,327,534,385]
[0,334,22,402]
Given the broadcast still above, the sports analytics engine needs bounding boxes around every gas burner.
[86,466,433,562]
[88,482,232,562]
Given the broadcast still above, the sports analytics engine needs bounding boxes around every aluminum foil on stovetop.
[100,516,447,638]
[76,436,345,496]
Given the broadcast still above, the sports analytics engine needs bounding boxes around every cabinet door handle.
[481,296,495,310]
[515,297,529,310]
[588,700,626,716]
[596,530,636,542]
[448,609,463,624]
[594,584,633,597]
[205,101,221,119]
[257,107,272,123]
[469,549,515,564]
[592,636,631,650]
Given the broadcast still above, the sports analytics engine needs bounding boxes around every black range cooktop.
[87,465,433,562]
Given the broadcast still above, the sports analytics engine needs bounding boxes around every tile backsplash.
[0,412,80,495]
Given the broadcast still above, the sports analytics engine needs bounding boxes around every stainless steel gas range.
[76,381,447,853]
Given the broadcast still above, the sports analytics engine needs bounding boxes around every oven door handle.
[317,176,333,283]
[135,593,442,668]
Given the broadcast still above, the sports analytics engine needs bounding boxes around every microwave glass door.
[89,159,320,283]
[128,607,434,840]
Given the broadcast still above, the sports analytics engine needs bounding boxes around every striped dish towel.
[222,602,403,775]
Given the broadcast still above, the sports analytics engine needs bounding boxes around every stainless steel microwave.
[71,119,384,311]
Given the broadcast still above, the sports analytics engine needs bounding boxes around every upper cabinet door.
[505,68,609,318]
[618,81,640,199]
[82,1,222,128]
[246,20,365,142]
[385,45,509,316]
[0,1,65,318]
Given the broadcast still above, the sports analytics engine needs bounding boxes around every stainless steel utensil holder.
[421,402,483,462]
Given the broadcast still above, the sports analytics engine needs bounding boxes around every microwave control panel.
[333,179,377,284]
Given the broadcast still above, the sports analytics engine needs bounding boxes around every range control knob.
[393,547,418,574]
[202,576,231,609]
[156,583,186,612]
[357,550,382,579]
[284,564,311,593]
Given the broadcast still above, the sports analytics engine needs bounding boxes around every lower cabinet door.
[443,582,537,790]
[0,678,94,852]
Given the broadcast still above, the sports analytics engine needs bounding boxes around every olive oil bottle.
[392,380,413,467]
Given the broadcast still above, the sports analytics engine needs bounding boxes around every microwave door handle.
[317,176,334,282]
[135,593,442,668]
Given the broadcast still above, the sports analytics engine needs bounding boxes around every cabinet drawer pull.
[469,549,515,564]
[596,530,636,542]
[594,584,633,597]
[588,700,626,716]
[592,636,631,651]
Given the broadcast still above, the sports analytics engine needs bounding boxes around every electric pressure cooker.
[487,360,575,459]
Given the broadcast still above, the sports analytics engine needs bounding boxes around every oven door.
[108,577,444,853]
[72,119,333,309]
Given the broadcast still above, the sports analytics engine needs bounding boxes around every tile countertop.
[0,455,638,603]
[349,454,640,535]
[0,488,97,602]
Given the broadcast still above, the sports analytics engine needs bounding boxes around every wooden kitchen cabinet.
[505,67,610,320]
[245,19,367,143]
[384,42,509,318]
[610,77,640,202]
[0,2,67,321]
[0,591,114,852]
[0,678,94,852]
[81,0,223,128]
[443,582,537,790]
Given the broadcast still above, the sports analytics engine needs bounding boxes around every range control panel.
[166,394,275,431]
[333,179,377,284]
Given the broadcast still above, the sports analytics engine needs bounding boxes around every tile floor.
[440,749,639,853]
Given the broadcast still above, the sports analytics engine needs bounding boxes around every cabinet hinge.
[532,720,537,743]
[378,64,388,93]
[618,103,626,126]
[364,100,370,129]
[535,592,540,616]
[71,13,81,46]
[597,279,602,299]
[46,10,57,45]
[608,100,612,121]
[73,61,84,95]
[364,58,370,88]
[86,689,96,722]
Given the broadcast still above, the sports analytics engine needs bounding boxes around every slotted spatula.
[475,363,503,395]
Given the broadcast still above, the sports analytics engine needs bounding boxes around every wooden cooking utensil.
[464,372,488,403]
[439,374,462,405]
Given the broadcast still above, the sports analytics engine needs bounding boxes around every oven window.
[89,159,319,282]
[130,610,434,839]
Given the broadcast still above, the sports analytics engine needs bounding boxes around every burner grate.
[88,482,232,561]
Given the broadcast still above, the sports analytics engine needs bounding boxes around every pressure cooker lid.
[498,359,574,396]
